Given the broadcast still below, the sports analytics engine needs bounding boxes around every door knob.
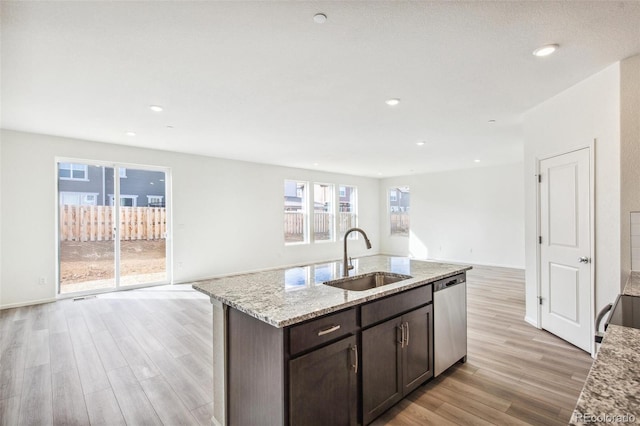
[578,256,590,264]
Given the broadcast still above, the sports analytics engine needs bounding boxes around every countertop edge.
[623,271,640,296]
[201,268,471,328]
[191,257,471,328]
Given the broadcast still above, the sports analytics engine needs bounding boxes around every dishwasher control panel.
[434,273,465,292]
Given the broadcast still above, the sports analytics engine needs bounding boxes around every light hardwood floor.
[0,265,593,425]
[373,265,593,426]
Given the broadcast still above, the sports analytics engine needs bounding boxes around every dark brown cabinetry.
[225,283,436,426]
[362,305,433,425]
[289,335,358,426]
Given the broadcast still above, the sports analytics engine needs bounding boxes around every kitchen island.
[570,272,640,425]
[193,255,471,426]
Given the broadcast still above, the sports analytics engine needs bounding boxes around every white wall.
[0,130,380,308]
[522,63,621,326]
[378,163,525,269]
[0,132,3,306]
[620,54,640,283]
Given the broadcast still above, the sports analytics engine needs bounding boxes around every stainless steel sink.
[324,272,412,291]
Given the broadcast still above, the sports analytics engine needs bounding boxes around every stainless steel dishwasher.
[434,273,467,377]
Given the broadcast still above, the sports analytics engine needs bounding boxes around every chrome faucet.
[343,228,372,277]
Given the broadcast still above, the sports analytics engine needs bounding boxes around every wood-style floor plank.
[107,366,163,426]
[51,368,90,425]
[0,267,592,425]
[139,375,199,425]
[18,364,53,426]
[84,388,126,426]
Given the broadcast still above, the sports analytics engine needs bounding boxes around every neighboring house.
[389,187,410,212]
[58,163,166,207]
[284,180,304,212]
[338,185,355,213]
[284,181,356,213]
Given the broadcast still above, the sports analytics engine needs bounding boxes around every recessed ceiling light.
[313,162,319,166]
[474,159,481,163]
[149,105,164,112]
[126,131,136,136]
[166,125,174,129]
[313,13,327,24]
[416,141,425,146]
[533,44,559,57]
[385,98,400,106]
[377,172,383,176]
[488,119,496,123]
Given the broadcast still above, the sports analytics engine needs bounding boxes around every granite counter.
[192,255,471,327]
[570,271,640,425]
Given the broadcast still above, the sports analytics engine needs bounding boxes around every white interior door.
[539,148,592,352]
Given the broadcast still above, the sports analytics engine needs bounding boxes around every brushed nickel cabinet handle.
[317,324,341,336]
[398,324,405,348]
[404,322,410,347]
[352,345,358,374]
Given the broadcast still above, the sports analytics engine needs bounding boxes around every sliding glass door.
[57,160,169,295]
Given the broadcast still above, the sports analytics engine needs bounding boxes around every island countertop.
[192,255,471,328]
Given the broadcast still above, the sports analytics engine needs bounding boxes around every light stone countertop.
[570,325,640,425]
[570,271,640,425]
[623,271,640,297]
[192,255,471,328]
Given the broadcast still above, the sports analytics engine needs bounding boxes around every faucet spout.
[343,228,372,277]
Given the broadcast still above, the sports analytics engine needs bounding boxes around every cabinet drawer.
[289,308,358,356]
[361,285,432,328]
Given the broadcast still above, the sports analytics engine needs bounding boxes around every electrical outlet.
[177,261,184,269]
[39,277,47,285]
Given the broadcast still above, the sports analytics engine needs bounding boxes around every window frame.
[59,163,89,181]
[338,184,358,240]
[284,180,309,245]
[312,182,335,243]
[389,186,410,237]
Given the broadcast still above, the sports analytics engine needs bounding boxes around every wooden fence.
[60,205,167,242]
[390,212,410,236]
[284,212,357,242]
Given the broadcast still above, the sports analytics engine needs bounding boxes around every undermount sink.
[324,272,413,291]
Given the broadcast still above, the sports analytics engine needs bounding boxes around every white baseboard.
[524,315,540,328]
[1,297,57,310]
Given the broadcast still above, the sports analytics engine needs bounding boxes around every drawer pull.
[317,324,341,336]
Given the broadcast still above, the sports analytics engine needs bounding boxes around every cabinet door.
[362,317,403,425]
[402,304,434,394]
[289,335,357,426]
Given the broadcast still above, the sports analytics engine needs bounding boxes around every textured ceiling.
[2,1,640,177]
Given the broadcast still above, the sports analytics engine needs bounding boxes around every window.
[108,194,138,207]
[389,186,410,237]
[338,185,358,238]
[284,180,308,244]
[284,181,359,244]
[59,163,88,181]
[119,168,127,178]
[147,195,164,207]
[59,192,98,206]
[314,183,334,242]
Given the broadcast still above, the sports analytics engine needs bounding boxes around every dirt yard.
[59,240,166,286]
